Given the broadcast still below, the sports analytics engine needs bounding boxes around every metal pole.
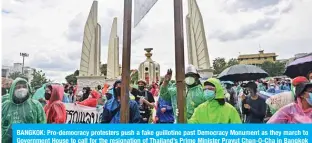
[22,56,25,74]
[173,0,186,123]
[120,0,132,123]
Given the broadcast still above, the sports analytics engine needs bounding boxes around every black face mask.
[45,93,51,100]
[64,89,69,93]
[138,86,145,91]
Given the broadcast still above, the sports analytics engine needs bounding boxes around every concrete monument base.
[77,76,116,92]
[198,68,214,79]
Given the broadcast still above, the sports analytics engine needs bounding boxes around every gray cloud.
[224,0,281,12]
[281,3,293,13]
[2,9,11,14]
[66,13,84,42]
[210,18,278,42]
[66,8,129,48]
[29,52,77,72]
[264,7,279,15]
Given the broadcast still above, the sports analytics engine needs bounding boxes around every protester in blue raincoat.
[101,80,140,123]
[156,97,174,123]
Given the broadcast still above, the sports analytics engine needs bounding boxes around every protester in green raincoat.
[159,65,206,122]
[2,78,46,142]
[2,93,9,103]
[188,78,242,123]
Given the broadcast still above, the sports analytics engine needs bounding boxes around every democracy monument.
[77,0,118,90]
[185,0,214,79]
[76,0,214,90]
[138,48,160,84]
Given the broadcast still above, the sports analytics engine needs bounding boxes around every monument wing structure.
[79,0,101,76]
[186,0,213,78]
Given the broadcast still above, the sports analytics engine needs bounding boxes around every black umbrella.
[218,64,269,82]
[284,53,312,78]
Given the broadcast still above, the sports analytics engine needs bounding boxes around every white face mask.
[185,77,195,85]
[14,88,28,98]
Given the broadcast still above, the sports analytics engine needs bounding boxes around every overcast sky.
[2,0,312,83]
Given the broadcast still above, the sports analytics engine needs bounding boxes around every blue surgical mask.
[306,93,312,106]
[204,89,215,101]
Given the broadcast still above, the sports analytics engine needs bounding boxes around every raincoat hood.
[8,77,32,103]
[204,78,225,99]
[102,83,110,94]
[48,85,64,104]
[44,85,66,123]
[2,78,46,143]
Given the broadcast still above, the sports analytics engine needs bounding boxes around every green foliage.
[9,72,28,81]
[213,57,240,74]
[213,58,227,74]
[227,58,239,67]
[259,61,286,77]
[65,70,79,85]
[30,70,49,88]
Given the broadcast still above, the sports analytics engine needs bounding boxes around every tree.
[100,64,107,76]
[30,70,49,88]
[260,61,286,77]
[213,57,227,74]
[65,70,79,85]
[8,71,28,81]
[227,58,239,67]
[212,57,240,75]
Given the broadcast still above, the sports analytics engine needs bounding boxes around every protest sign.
[265,91,294,112]
[65,103,103,124]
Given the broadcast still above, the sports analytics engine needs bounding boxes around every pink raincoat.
[44,85,67,123]
[267,98,312,123]
[150,84,159,97]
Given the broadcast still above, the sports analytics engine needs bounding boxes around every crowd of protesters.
[1,66,312,142]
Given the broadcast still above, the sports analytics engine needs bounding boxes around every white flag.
[134,0,158,28]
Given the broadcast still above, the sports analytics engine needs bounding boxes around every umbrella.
[221,81,234,85]
[218,64,269,82]
[284,53,312,78]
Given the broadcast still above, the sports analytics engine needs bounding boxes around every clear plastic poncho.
[267,98,312,123]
